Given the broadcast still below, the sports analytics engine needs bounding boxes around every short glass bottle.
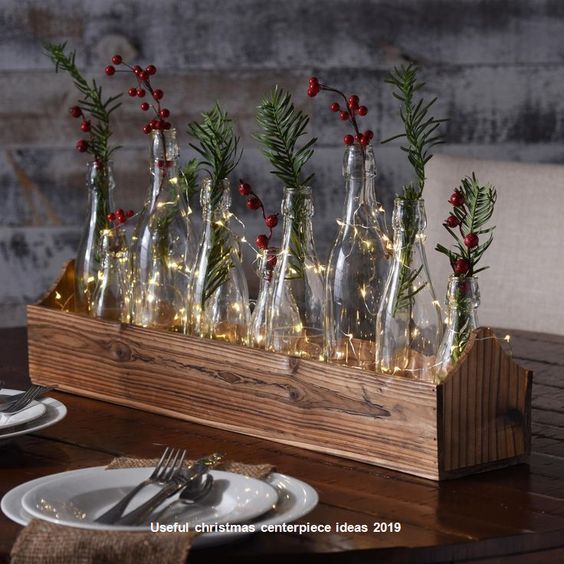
[187,178,250,344]
[265,186,324,360]
[325,144,390,370]
[130,129,196,331]
[249,247,278,349]
[90,227,129,322]
[75,161,115,314]
[435,275,480,380]
[375,197,443,378]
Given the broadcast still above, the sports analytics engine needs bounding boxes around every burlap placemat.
[11,457,274,564]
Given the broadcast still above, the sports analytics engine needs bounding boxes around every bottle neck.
[280,187,315,252]
[146,129,181,207]
[342,145,378,223]
[445,275,480,330]
[200,177,231,222]
[391,197,427,252]
[86,161,115,218]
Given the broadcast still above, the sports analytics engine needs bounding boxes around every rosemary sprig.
[188,104,242,305]
[254,86,317,273]
[45,42,121,165]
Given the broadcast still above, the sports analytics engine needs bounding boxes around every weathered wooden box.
[27,261,532,480]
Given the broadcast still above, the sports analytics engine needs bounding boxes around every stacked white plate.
[0,389,67,441]
[2,465,318,548]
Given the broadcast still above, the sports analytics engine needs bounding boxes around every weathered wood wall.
[2,0,564,326]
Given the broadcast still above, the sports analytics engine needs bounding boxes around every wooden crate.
[27,261,532,480]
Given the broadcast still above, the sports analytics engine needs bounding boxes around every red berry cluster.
[238,179,279,269]
[107,208,134,226]
[106,55,171,135]
[69,105,97,156]
[444,189,479,276]
[307,77,373,146]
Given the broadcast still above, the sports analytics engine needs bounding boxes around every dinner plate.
[2,468,318,548]
[0,390,66,441]
[0,392,47,430]
[20,467,277,532]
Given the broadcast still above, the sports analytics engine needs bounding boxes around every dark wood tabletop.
[0,326,563,563]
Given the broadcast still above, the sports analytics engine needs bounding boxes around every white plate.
[0,390,66,441]
[20,467,277,532]
[2,468,318,548]
[0,391,47,429]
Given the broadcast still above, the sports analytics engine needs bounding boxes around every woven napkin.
[11,457,274,564]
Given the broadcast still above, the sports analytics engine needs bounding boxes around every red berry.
[80,120,90,132]
[344,134,354,145]
[76,139,88,152]
[159,108,170,118]
[265,214,278,228]
[359,134,369,146]
[330,102,340,112]
[107,212,116,221]
[143,124,152,134]
[136,88,145,97]
[454,259,471,275]
[152,89,164,100]
[158,120,166,130]
[464,233,479,248]
[348,95,359,108]
[357,105,368,116]
[133,65,142,74]
[256,235,269,250]
[128,87,137,97]
[126,209,135,218]
[449,191,465,207]
[307,84,319,97]
[309,76,319,85]
[105,65,115,76]
[157,160,165,168]
[146,65,157,75]
[116,208,124,217]
[140,102,150,111]
[445,214,460,228]
[163,121,171,130]
[150,119,159,129]
[339,111,349,121]
[112,54,122,65]
[247,196,261,210]
[140,71,149,81]
[364,130,374,140]
[238,181,252,196]
[266,254,277,269]
[69,106,81,118]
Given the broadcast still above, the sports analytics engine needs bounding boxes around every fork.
[95,447,186,524]
[0,385,53,408]
[0,385,54,414]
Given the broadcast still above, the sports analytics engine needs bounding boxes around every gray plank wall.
[1,0,564,326]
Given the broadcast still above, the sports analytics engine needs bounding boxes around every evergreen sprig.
[45,42,121,164]
[436,174,497,276]
[382,64,446,199]
[177,158,200,209]
[254,86,317,190]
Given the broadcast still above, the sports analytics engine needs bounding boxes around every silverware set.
[96,448,223,526]
[0,385,55,415]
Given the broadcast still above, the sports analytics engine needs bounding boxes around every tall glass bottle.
[130,129,195,331]
[75,161,115,313]
[325,144,390,369]
[435,275,480,380]
[375,198,443,378]
[249,247,278,349]
[90,226,129,322]
[187,178,250,344]
[266,187,324,360]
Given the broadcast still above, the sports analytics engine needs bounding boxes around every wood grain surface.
[0,326,563,563]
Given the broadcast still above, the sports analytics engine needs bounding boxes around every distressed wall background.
[2,0,564,326]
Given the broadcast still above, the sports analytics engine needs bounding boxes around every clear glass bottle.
[266,187,324,360]
[325,144,390,369]
[435,275,480,380]
[90,226,129,322]
[375,197,443,378]
[130,129,196,331]
[187,178,250,344]
[75,161,115,314]
[249,247,278,349]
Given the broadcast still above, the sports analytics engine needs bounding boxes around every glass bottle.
[249,247,278,349]
[75,161,115,314]
[187,178,250,344]
[325,144,390,370]
[90,226,129,322]
[130,129,196,331]
[435,275,480,380]
[375,197,443,378]
[265,187,324,360]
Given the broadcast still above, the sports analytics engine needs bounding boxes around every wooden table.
[0,327,563,563]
